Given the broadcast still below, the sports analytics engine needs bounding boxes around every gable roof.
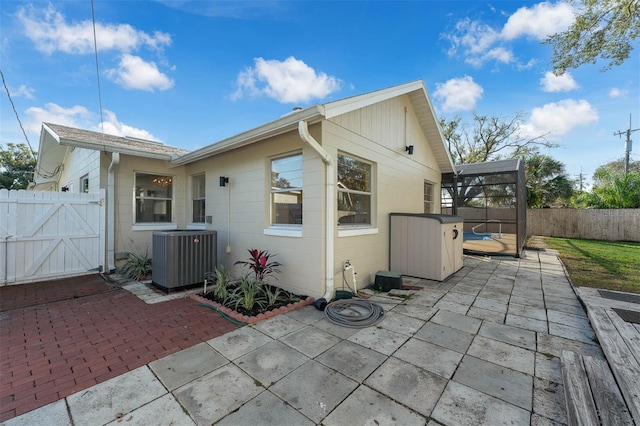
[42,123,189,159]
[33,123,189,185]
[171,80,456,173]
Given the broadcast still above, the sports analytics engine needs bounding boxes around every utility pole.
[578,168,584,191]
[614,114,639,173]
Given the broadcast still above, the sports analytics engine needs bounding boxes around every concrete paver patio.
[2,250,611,425]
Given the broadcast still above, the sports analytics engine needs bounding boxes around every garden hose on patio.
[197,304,247,326]
[324,299,385,328]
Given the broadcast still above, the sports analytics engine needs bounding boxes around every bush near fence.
[527,209,639,242]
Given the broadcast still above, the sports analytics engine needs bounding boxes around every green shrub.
[228,275,268,312]
[118,252,152,281]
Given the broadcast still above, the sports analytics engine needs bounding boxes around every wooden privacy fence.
[0,189,106,285]
[527,209,639,242]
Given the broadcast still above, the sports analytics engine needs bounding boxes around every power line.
[0,68,37,160]
[90,0,105,137]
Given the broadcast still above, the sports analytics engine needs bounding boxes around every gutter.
[298,120,334,309]
[107,152,120,272]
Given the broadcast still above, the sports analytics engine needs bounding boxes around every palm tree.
[520,151,574,207]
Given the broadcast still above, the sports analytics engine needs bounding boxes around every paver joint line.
[3,250,618,426]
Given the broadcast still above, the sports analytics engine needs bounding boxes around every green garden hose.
[197,303,247,326]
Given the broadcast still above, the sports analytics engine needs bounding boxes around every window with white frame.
[134,173,173,223]
[80,174,89,193]
[270,154,303,225]
[424,180,434,213]
[337,153,372,226]
[192,174,205,223]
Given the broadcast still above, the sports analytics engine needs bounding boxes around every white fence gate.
[0,189,106,286]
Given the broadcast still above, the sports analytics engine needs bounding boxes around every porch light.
[219,176,229,187]
[405,145,414,155]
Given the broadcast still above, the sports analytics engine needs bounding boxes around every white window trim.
[424,180,435,214]
[337,152,375,228]
[264,226,303,238]
[338,227,379,238]
[133,171,175,225]
[191,173,206,224]
[269,152,303,227]
[132,223,178,231]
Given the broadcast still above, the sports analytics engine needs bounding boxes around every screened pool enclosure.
[441,159,526,257]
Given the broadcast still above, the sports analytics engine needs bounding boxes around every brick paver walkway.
[0,275,238,421]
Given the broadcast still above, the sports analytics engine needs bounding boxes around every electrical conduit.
[298,121,334,309]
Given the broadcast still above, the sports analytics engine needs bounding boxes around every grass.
[543,237,640,294]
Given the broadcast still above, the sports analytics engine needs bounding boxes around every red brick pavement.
[0,276,239,421]
[0,274,115,311]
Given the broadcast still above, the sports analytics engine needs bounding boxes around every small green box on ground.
[374,271,403,292]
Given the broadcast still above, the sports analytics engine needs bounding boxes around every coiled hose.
[324,299,385,328]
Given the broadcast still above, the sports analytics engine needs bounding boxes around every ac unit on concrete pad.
[152,230,217,291]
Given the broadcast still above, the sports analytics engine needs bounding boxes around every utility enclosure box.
[152,230,217,291]
[389,213,463,281]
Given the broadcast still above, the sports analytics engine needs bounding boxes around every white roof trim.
[170,79,456,174]
[323,80,425,119]
[170,105,325,166]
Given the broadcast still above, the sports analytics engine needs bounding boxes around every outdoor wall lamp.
[405,145,414,155]
[219,176,229,187]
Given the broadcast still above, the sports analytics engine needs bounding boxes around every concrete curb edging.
[189,293,315,324]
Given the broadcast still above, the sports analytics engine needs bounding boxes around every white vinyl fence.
[0,189,106,285]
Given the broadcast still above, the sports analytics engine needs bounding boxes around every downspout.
[107,152,120,272]
[298,121,334,309]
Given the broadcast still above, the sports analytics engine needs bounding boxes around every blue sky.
[1,1,638,188]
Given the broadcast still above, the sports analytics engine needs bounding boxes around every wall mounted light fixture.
[405,145,414,155]
[219,176,229,187]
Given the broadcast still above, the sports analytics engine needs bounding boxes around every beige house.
[33,80,456,300]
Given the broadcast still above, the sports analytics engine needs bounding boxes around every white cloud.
[433,76,484,112]
[25,103,158,141]
[521,99,598,137]
[98,111,159,140]
[609,88,627,98]
[443,2,574,68]
[444,18,511,67]
[11,84,36,100]
[105,54,174,92]
[17,4,171,55]
[540,71,578,92]
[25,103,94,134]
[232,57,342,104]
[502,2,574,41]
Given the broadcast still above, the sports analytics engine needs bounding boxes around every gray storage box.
[389,213,463,281]
[152,230,217,291]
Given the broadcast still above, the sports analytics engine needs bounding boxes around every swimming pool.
[463,232,494,241]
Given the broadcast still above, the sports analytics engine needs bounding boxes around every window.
[80,175,89,193]
[134,173,173,223]
[337,153,372,226]
[270,154,303,225]
[424,181,434,213]
[192,174,205,223]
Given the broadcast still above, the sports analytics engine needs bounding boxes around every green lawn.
[544,238,640,294]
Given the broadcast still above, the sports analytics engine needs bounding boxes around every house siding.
[326,98,443,288]
[113,156,187,257]
[185,128,324,298]
[56,147,101,193]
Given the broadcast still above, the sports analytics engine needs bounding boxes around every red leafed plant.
[234,249,282,282]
